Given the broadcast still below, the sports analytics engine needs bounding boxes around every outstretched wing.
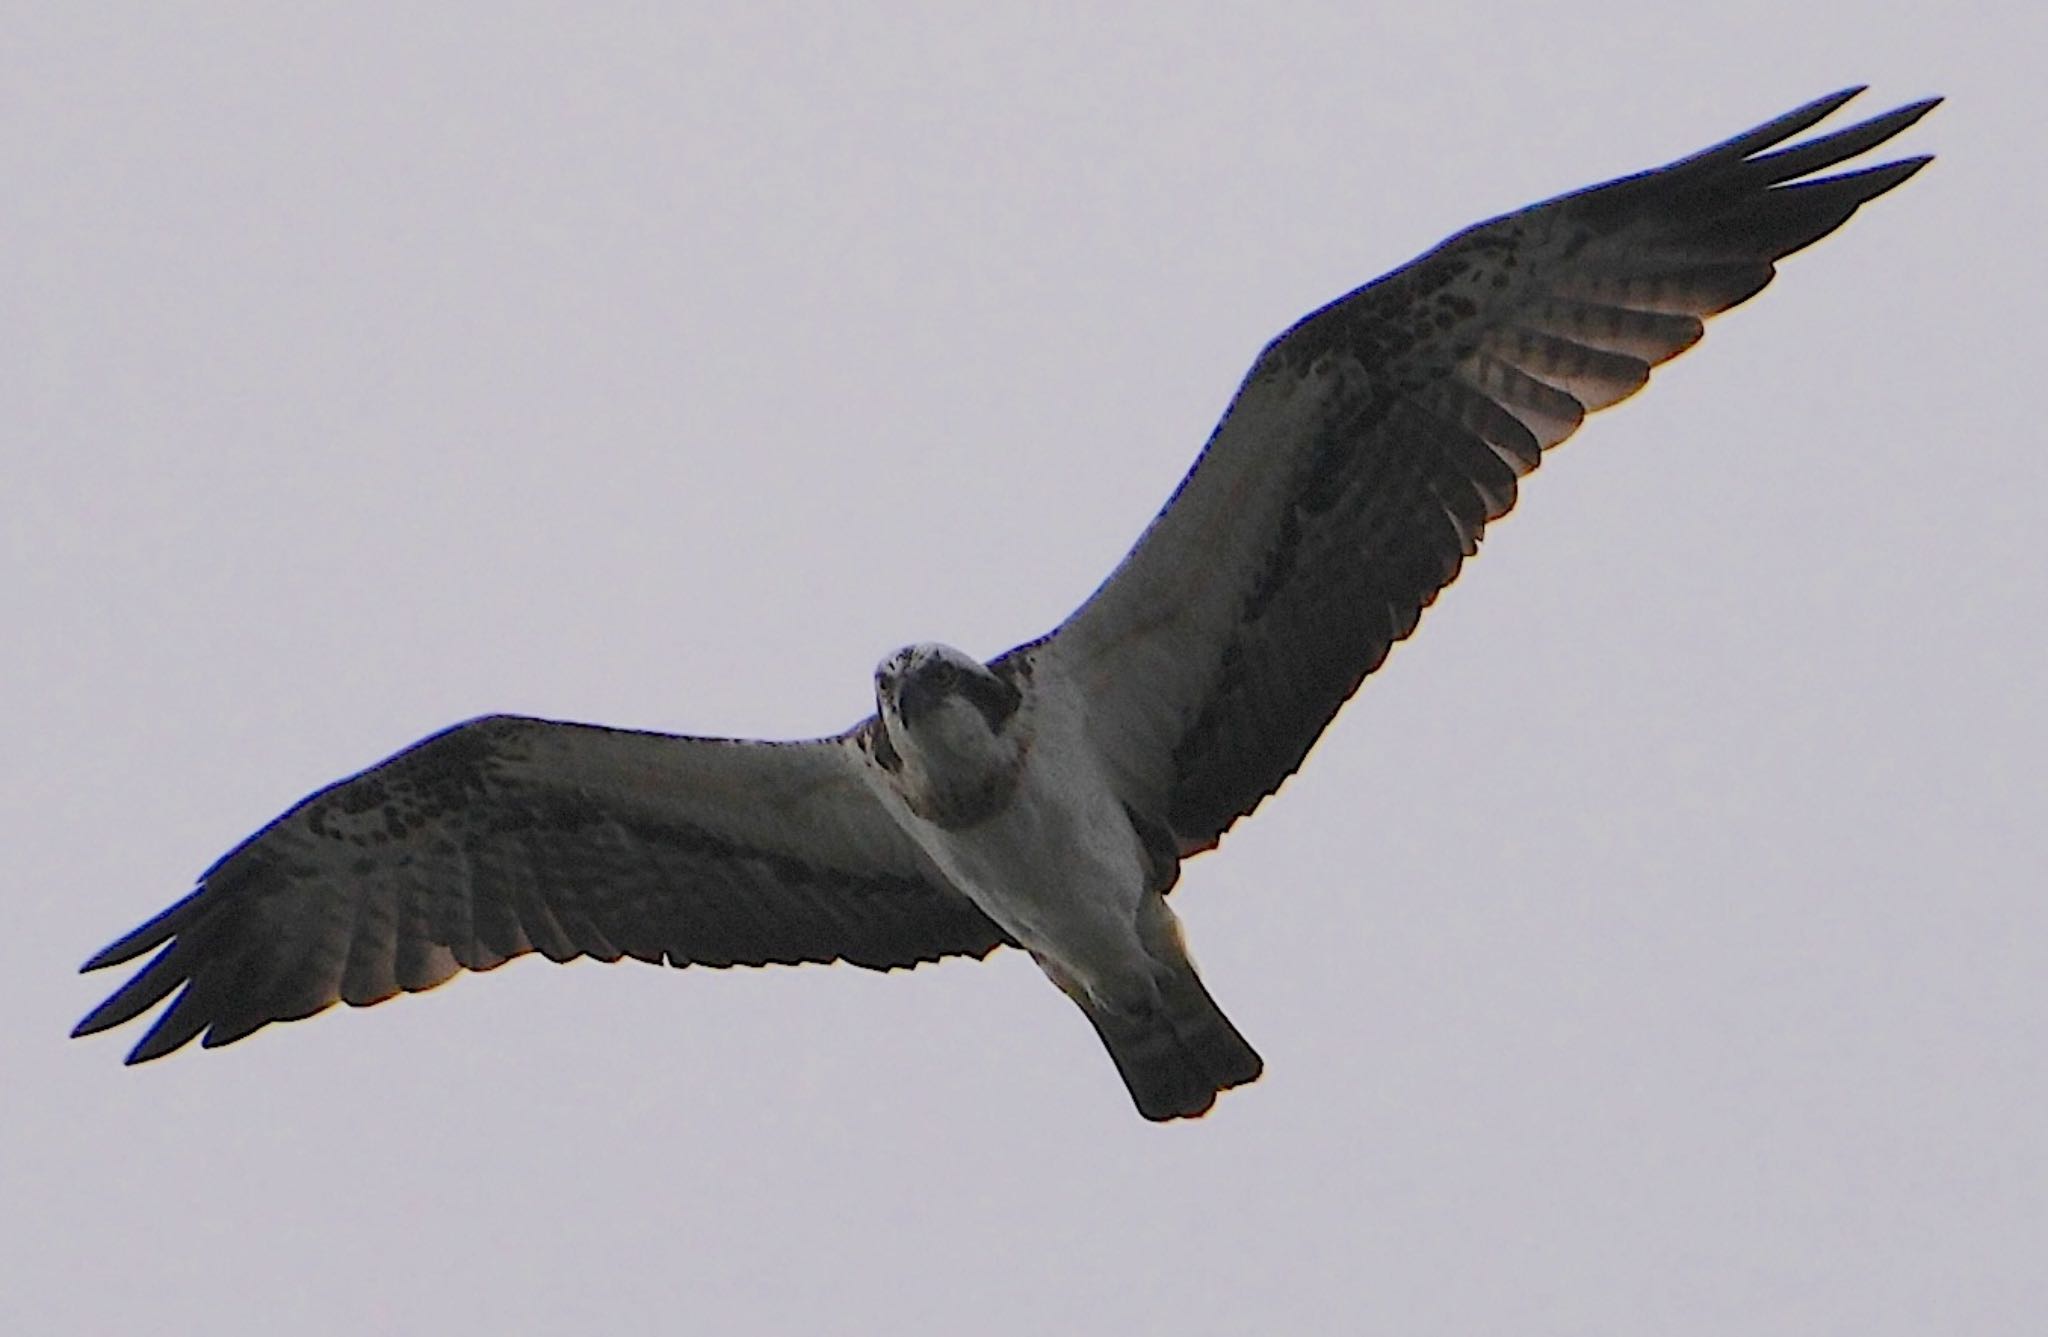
[1022,87,1936,854]
[76,714,1008,1063]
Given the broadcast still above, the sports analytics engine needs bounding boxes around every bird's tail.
[1075,963,1264,1121]
[1047,894,1262,1121]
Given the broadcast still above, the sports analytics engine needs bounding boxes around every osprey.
[76,89,1936,1120]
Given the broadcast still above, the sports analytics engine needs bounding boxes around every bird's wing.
[1017,88,1935,855]
[76,713,1008,1062]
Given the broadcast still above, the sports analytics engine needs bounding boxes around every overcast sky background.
[6,6,2042,1334]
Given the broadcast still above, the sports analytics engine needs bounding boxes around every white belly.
[910,744,1154,1001]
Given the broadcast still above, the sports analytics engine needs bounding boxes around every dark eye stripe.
[958,673,1023,731]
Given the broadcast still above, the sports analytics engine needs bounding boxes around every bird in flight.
[77,88,1936,1120]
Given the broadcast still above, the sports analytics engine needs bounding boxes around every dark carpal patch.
[301,717,513,848]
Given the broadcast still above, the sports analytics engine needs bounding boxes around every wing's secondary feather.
[75,715,1009,1062]
[1028,88,1936,854]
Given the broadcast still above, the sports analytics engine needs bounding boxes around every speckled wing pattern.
[75,715,1008,1062]
[1034,88,1936,855]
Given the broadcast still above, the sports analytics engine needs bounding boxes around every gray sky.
[6,5,2043,1334]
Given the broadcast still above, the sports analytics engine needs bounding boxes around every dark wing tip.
[79,886,206,973]
[1687,87,1870,165]
[118,994,207,1063]
[1662,87,1940,183]
[1846,153,1937,194]
[1740,97,1941,191]
[1566,89,1938,268]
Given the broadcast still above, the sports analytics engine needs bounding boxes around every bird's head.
[871,643,1026,824]
[875,643,1021,735]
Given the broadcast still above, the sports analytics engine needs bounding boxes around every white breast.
[894,691,1157,1003]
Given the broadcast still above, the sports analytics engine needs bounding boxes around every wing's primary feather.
[75,714,1008,1062]
[1024,88,1936,854]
